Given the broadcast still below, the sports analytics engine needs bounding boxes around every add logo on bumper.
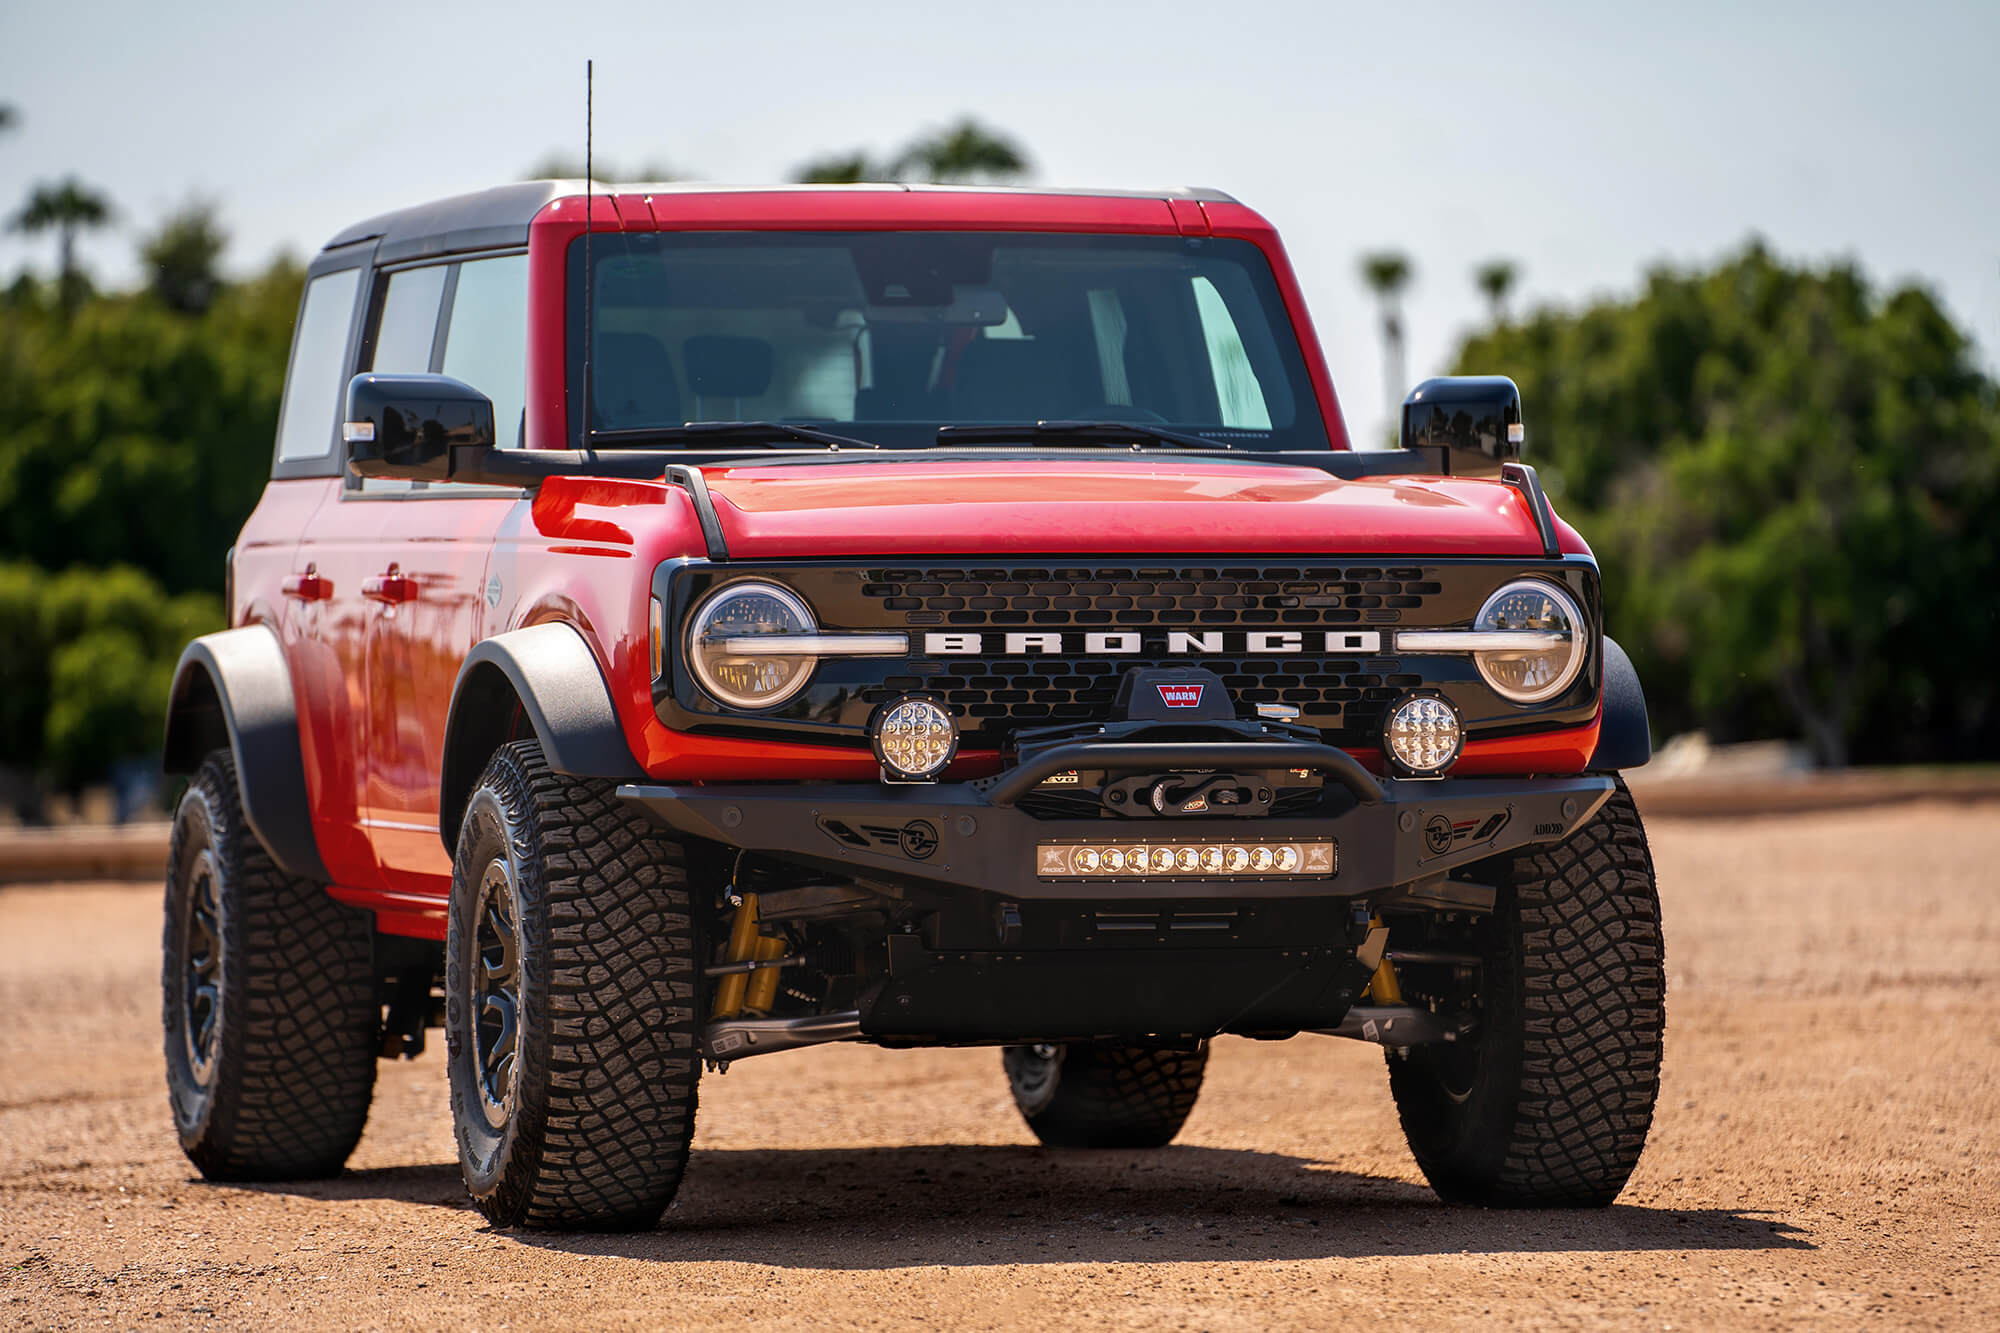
[1156,683,1205,708]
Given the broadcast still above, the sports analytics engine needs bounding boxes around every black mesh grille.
[854,565,1438,739]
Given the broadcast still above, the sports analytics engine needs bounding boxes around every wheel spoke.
[480,992,517,1075]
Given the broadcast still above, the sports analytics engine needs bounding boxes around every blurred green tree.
[790,118,1031,185]
[1455,241,2000,764]
[141,200,228,315]
[520,154,682,183]
[10,177,114,310]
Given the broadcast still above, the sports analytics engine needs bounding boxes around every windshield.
[566,231,1327,449]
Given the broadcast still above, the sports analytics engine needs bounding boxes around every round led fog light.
[1384,694,1464,776]
[872,696,959,781]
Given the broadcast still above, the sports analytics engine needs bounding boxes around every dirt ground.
[3,801,1996,1330]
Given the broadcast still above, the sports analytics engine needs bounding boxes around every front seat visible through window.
[591,332,682,430]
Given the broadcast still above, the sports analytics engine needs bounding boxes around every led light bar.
[1036,840,1336,880]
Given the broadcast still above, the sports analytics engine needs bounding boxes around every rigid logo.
[921,630,1383,656]
[1156,683,1205,708]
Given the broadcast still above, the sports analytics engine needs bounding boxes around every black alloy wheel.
[161,751,379,1180]
[445,739,703,1231]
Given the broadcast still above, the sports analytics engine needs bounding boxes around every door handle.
[282,568,330,601]
[362,567,414,605]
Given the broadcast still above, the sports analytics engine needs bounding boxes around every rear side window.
[441,255,529,449]
[275,268,361,462]
[367,265,448,373]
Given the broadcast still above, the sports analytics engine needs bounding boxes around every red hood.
[698,459,1585,558]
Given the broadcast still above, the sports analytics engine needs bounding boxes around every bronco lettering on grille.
[920,630,1383,656]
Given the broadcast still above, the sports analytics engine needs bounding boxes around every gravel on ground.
[2,801,1996,1329]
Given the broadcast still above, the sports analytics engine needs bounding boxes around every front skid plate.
[619,775,1614,900]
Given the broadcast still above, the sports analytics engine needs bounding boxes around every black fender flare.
[1590,635,1652,771]
[162,625,331,883]
[438,622,645,850]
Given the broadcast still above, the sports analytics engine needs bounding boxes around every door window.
[275,267,361,463]
[358,265,450,493]
[441,254,529,449]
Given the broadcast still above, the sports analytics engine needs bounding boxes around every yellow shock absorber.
[744,931,789,1016]
[712,893,764,1020]
[1365,913,1403,1005]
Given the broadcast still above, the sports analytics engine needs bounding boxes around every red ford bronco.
[161,182,1661,1230]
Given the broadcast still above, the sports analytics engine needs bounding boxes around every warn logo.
[1156,683,1206,708]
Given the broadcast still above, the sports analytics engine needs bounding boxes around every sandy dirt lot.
[3,801,1996,1330]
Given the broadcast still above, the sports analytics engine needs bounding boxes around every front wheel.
[1387,778,1665,1207]
[1003,1042,1207,1148]
[445,740,702,1231]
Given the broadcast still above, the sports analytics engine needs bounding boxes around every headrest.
[684,335,774,399]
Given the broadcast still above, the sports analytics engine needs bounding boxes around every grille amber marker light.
[1036,841,1336,879]
[649,595,665,680]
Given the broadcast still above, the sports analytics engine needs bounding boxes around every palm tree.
[1475,259,1518,325]
[1359,251,1414,437]
[893,119,1030,183]
[11,177,114,307]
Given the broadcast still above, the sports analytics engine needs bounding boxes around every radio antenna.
[581,58,594,444]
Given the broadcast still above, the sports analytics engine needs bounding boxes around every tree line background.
[2,111,1996,815]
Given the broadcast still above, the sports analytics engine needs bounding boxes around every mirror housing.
[1401,376,1523,476]
[344,374,495,482]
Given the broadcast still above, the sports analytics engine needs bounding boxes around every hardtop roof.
[323,181,1242,262]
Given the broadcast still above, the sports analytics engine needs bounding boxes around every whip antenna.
[582,58,594,444]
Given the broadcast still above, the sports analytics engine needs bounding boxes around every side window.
[274,267,361,463]
[441,254,529,449]
[1192,276,1272,429]
[356,265,448,493]
[367,265,448,373]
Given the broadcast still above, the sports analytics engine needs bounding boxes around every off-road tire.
[1003,1042,1208,1148]
[161,750,378,1180]
[1387,778,1664,1207]
[445,740,701,1231]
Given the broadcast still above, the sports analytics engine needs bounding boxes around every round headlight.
[1384,693,1464,775]
[873,696,960,781]
[688,581,818,710]
[1474,579,1587,703]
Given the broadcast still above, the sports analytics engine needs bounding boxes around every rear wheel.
[445,740,702,1231]
[1003,1042,1207,1148]
[1387,779,1665,1206]
[161,751,379,1180]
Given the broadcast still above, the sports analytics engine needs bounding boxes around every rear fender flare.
[1590,635,1652,771]
[162,625,331,883]
[438,623,644,849]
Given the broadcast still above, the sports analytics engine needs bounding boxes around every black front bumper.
[618,745,1613,903]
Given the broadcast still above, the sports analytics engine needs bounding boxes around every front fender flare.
[1589,635,1652,771]
[438,623,645,849]
[162,626,331,883]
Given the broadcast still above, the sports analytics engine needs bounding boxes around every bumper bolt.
[723,805,743,829]
[1561,797,1578,821]
[1398,810,1416,833]
[956,816,977,837]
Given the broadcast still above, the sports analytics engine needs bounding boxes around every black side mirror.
[344,374,495,482]
[1401,376,1523,476]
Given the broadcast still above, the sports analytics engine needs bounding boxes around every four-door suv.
[162,181,1661,1230]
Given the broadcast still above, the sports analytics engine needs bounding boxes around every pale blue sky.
[4,0,1996,443]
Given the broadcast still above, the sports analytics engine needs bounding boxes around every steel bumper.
[618,765,1615,901]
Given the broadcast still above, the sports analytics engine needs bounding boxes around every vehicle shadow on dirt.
[229,1144,1809,1268]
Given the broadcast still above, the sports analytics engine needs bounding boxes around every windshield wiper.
[588,421,880,451]
[935,420,1235,450]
